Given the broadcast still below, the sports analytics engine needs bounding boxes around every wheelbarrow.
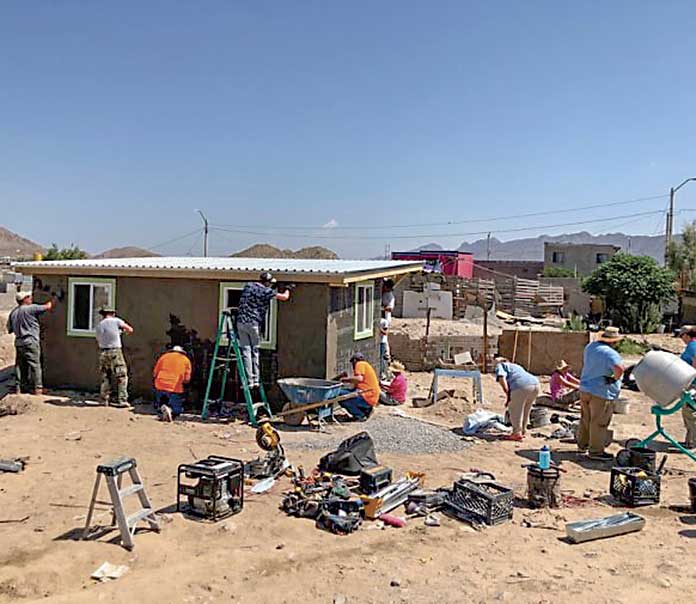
[276,378,358,427]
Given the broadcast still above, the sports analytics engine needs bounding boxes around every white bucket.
[632,351,696,407]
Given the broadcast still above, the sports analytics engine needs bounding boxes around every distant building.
[544,243,620,277]
[391,250,473,279]
[473,260,544,281]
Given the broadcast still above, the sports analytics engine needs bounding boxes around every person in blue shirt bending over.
[578,327,625,461]
[494,355,540,442]
[678,325,696,449]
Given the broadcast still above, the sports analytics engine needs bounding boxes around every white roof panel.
[15,256,423,282]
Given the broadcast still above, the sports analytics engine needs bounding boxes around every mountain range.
[416,231,666,262]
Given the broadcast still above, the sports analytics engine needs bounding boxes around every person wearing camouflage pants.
[99,348,129,407]
[95,307,134,408]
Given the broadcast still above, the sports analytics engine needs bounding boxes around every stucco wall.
[33,275,329,401]
[326,281,380,378]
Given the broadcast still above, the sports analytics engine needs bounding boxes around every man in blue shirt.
[678,325,696,448]
[236,272,290,390]
[578,327,625,460]
[494,356,540,441]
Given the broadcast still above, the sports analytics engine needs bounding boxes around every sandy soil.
[2,313,696,603]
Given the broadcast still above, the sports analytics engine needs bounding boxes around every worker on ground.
[678,325,696,448]
[338,353,380,421]
[494,355,540,441]
[381,279,395,323]
[379,360,408,406]
[6,290,53,395]
[379,317,391,379]
[578,326,625,461]
[236,272,291,392]
[95,307,134,408]
[153,345,192,422]
[550,360,581,405]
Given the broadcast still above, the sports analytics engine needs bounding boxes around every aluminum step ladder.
[201,309,272,425]
[82,457,159,550]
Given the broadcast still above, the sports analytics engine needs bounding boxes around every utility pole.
[486,232,491,260]
[196,209,209,257]
[665,178,696,263]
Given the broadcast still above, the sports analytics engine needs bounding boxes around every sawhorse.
[430,368,483,406]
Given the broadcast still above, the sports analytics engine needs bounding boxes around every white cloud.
[323,218,339,229]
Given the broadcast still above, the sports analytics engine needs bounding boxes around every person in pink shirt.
[550,360,580,405]
[380,360,408,405]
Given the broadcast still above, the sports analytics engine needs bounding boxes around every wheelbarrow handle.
[274,391,359,418]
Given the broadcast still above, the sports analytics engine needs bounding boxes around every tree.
[582,253,675,333]
[43,243,89,261]
[543,266,576,278]
[667,220,696,290]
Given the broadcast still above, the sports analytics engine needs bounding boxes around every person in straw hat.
[578,326,625,461]
[550,359,580,406]
[153,345,192,422]
[95,306,134,408]
[379,360,408,406]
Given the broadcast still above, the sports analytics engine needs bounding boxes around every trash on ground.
[91,562,129,581]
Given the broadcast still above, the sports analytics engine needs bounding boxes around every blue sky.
[2,1,696,258]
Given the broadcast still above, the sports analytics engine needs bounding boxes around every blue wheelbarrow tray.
[277,378,346,426]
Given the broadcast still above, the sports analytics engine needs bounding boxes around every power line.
[210,209,665,241]
[210,193,667,231]
[145,228,203,252]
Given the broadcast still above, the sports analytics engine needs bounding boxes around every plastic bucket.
[628,446,656,473]
[689,478,696,513]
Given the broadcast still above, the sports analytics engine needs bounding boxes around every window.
[551,251,565,264]
[596,253,610,264]
[354,282,374,340]
[67,278,116,336]
[219,282,277,349]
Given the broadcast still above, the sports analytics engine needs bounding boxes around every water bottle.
[538,445,551,470]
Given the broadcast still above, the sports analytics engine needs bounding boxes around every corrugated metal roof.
[16,256,423,277]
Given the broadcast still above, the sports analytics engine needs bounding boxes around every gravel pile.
[284,414,470,454]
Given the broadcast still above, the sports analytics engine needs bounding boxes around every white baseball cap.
[15,291,32,302]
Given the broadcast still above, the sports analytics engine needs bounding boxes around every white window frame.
[219,282,277,350]
[354,281,374,340]
[67,277,117,337]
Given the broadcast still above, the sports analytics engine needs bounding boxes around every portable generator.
[177,455,244,521]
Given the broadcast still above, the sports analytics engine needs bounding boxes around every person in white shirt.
[379,318,391,379]
[381,279,395,324]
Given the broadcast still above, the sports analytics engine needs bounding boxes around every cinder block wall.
[390,333,498,372]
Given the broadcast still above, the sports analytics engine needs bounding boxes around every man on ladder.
[237,272,291,395]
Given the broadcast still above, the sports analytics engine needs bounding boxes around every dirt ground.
[2,315,696,603]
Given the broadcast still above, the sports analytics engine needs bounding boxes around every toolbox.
[359,465,393,495]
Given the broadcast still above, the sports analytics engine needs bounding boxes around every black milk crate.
[610,466,660,507]
[445,479,514,525]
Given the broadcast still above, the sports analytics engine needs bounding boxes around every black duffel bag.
[318,431,378,475]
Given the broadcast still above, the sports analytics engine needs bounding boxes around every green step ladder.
[201,309,272,425]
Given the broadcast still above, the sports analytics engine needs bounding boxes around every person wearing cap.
[379,360,408,406]
[549,360,581,405]
[493,355,540,441]
[678,325,696,448]
[152,345,192,422]
[236,272,291,391]
[6,290,54,395]
[95,307,134,408]
[578,326,625,461]
[338,353,381,420]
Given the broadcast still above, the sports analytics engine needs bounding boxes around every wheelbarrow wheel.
[282,403,306,426]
